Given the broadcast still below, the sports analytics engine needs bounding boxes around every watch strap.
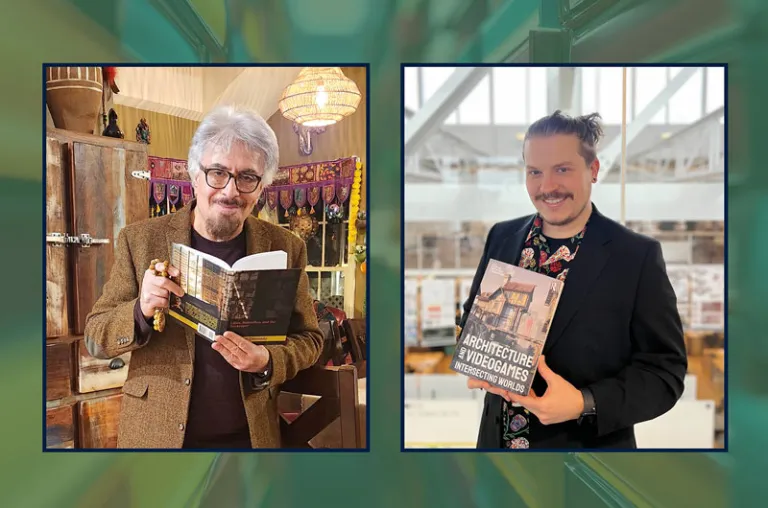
[577,387,596,425]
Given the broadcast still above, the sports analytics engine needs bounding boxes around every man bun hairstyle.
[524,110,604,165]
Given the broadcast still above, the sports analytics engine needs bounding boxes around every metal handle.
[46,232,110,248]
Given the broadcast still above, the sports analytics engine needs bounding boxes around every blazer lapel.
[244,216,272,255]
[543,208,612,354]
[497,215,535,267]
[166,202,194,361]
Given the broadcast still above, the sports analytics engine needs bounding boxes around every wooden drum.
[46,66,103,134]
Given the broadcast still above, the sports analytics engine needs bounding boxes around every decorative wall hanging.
[263,157,358,214]
[136,118,151,144]
[278,67,361,127]
[346,159,364,255]
[102,109,124,139]
[149,156,190,181]
[46,66,104,134]
[148,157,193,218]
[293,122,326,155]
[149,178,195,218]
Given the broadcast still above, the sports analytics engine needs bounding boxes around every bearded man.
[84,105,323,449]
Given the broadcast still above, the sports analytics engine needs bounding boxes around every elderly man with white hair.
[84,105,323,449]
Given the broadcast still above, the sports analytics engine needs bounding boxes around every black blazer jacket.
[461,205,687,449]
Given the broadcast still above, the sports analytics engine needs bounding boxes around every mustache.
[536,192,573,201]
[214,198,245,207]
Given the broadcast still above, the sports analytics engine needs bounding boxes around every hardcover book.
[168,243,301,345]
[450,259,564,396]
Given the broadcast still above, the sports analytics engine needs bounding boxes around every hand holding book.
[211,331,271,373]
[468,355,585,424]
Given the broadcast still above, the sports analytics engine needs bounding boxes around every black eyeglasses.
[201,167,262,193]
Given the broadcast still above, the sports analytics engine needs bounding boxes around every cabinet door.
[124,148,149,226]
[76,339,130,394]
[69,142,147,334]
[78,393,123,448]
[46,136,70,338]
[46,403,76,449]
[46,340,74,401]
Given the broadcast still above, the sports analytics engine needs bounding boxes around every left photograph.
[44,65,368,450]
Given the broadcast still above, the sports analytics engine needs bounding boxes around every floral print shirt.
[501,214,588,449]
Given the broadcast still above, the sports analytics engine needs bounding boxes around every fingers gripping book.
[450,259,564,396]
[168,243,301,345]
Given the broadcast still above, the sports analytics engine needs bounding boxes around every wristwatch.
[577,387,596,425]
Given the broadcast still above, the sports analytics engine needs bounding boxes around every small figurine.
[136,118,151,144]
[102,108,124,139]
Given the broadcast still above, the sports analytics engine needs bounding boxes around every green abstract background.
[2,0,762,506]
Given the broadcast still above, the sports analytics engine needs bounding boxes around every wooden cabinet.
[46,404,76,449]
[76,340,131,394]
[45,128,147,449]
[45,338,76,401]
[78,394,123,449]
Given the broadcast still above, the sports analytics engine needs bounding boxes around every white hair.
[188,105,279,185]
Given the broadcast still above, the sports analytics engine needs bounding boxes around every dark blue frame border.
[399,62,729,454]
[42,62,371,453]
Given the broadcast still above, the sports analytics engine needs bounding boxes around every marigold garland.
[347,158,363,259]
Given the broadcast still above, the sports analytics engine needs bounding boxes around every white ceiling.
[112,67,301,122]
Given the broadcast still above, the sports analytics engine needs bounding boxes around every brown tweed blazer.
[83,201,323,449]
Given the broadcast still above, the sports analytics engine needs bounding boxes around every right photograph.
[402,65,726,450]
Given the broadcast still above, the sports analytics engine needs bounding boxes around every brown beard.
[542,199,589,227]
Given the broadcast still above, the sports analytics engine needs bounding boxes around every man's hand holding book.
[212,331,271,374]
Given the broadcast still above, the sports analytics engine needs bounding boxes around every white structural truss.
[596,67,698,181]
[624,106,725,182]
[404,67,490,155]
[404,66,724,223]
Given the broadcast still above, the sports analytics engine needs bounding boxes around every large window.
[276,202,349,303]
[421,67,458,124]
[669,67,704,123]
[458,74,491,124]
[635,67,668,124]
[404,65,724,129]
[493,67,527,124]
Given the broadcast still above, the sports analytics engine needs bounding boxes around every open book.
[450,259,564,396]
[168,243,301,344]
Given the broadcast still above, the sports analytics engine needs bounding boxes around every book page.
[172,243,231,270]
[231,250,288,272]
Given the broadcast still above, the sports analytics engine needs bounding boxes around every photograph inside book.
[45,65,368,450]
[403,64,725,450]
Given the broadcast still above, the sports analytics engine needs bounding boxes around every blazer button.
[179,423,184,431]
[184,378,190,386]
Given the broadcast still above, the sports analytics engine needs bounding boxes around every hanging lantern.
[278,67,361,127]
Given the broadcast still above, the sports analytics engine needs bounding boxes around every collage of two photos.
[42,61,727,455]
[44,65,369,451]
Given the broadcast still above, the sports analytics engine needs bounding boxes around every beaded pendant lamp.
[278,67,361,127]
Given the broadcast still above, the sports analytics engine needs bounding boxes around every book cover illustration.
[450,258,564,396]
[168,243,301,345]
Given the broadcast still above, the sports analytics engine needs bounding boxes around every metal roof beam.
[597,66,698,182]
[404,67,489,156]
